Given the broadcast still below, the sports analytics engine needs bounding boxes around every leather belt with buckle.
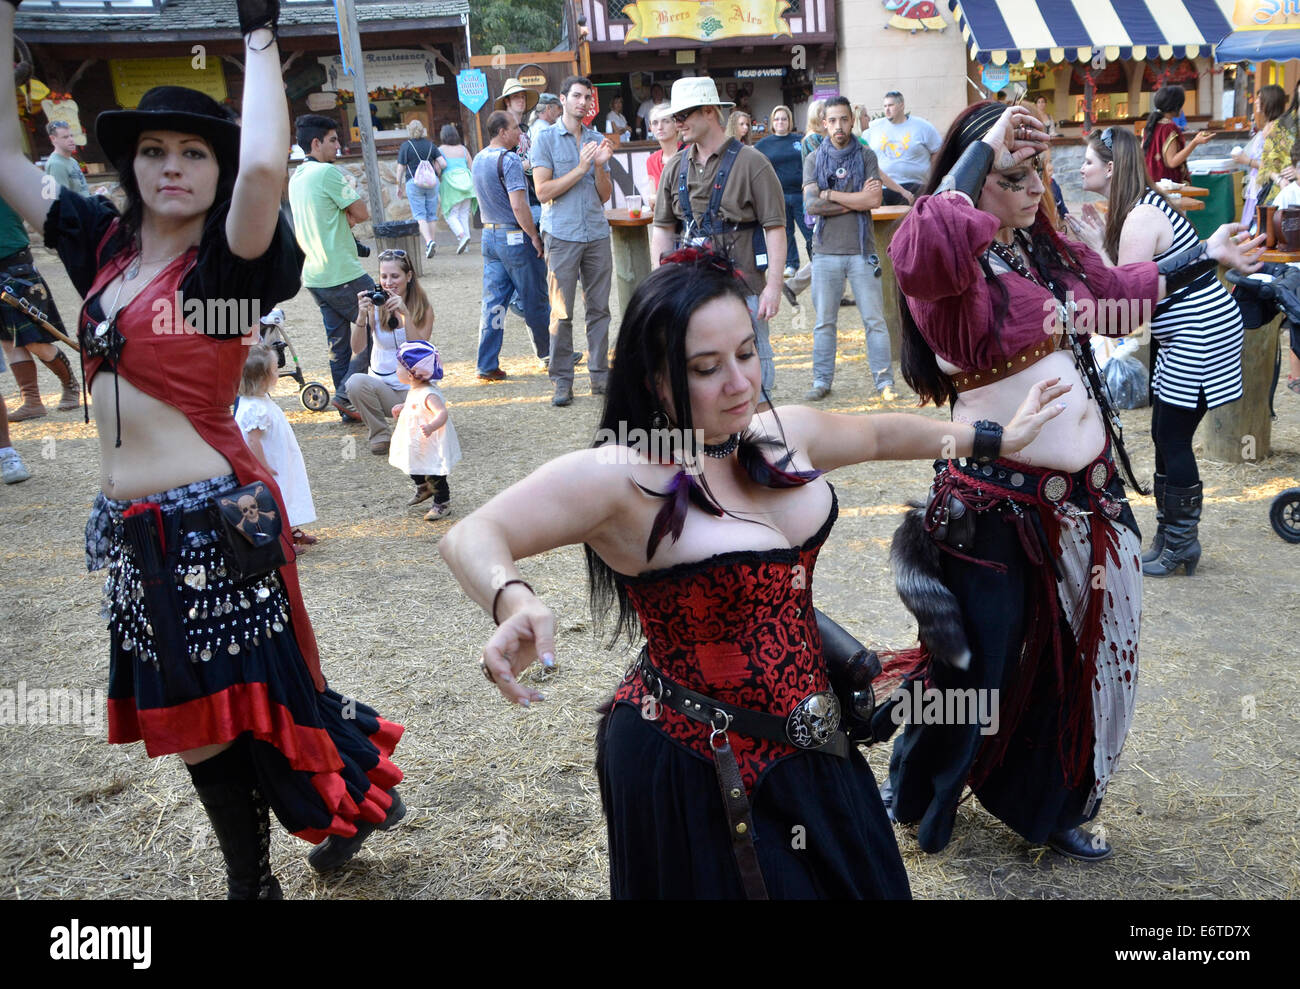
[637,651,848,758]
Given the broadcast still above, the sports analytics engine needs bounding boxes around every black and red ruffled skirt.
[93,474,403,844]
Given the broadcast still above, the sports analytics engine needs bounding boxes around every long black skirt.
[597,702,910,899]
[887,500,1139,853]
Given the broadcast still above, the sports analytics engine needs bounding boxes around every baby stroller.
[1225,264,1300,542]
[257,308,331,412]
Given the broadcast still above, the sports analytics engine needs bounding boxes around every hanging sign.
[623,0,791,44]
[319,51,444,94]
[981,63,1011,92]
[457,69,489,113]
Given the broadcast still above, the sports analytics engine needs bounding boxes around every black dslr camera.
[367,289,389,306]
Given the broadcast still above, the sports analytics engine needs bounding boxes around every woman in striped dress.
[1075,126,1245,577]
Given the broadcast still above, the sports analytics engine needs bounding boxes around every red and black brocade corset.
[612,492,839,793]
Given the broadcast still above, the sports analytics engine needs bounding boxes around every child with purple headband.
[389,340,461,520]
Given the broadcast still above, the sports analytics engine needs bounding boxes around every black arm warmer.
[1157,241,1217,294]
[936,141,995,201]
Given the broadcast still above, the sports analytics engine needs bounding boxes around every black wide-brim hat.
[96,86,241,170]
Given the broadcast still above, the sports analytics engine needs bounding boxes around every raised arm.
[226,5,291,259]
[778,378,1071,473]
[438,449,629,706]
[0,5,56,229]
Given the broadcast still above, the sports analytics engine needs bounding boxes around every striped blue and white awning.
[948,0,1236,66]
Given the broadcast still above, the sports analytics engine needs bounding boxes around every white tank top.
[369,314,408,385]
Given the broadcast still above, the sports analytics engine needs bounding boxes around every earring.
[650,409,669,430]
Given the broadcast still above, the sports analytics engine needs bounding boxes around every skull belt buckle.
[785,691,841,749]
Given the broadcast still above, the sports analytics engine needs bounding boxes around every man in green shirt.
[0,195,78,421]
[288,114,375,420]
[43,121,89,196]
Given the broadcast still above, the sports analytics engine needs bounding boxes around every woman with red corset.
[0,0,404,898]
[439,247,1068,899]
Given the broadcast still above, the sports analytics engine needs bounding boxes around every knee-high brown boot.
[7,360,47,422]
[39,350,80,411]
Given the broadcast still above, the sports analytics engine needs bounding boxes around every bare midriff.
[938,349,1105,472]
[92,371,232,500]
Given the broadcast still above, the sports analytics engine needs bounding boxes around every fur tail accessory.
[890,504,971,671]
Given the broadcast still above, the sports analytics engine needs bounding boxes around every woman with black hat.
[0,0,405,898]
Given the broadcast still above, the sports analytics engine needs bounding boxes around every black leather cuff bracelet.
[1157,241,1217,294]
[972,419,1003,464]
[937,141,995,201]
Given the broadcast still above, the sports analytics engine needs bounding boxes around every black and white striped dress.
[1143,189,1244,409]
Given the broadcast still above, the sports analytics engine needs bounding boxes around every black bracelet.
[937,141,994,201]
[972,420,1003,464]
[491,578,534,625]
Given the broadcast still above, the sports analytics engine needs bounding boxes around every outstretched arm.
[438,449,628,706]
[0,6,56,230]
[226,7,291,259]
[780,377,1072,473]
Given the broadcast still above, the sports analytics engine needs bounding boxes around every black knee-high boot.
[1143,481,1202,578]
[1142,473,1166,564]
[186,742,283,900]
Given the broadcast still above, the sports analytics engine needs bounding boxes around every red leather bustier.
[612,492,838,793]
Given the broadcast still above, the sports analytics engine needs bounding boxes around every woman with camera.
[346,248,435,456]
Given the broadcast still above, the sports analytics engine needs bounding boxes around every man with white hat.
[651,77,787,393]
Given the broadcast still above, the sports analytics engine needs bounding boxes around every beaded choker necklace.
[702,433,740,458]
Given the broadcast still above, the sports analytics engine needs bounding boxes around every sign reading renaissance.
[622,0,792,45]
[318,50,445,94]
[1232,1,1300,29]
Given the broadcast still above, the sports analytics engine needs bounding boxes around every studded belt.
[950,335,1064,393]
[636,650,849,759]
[943,445,1125,519]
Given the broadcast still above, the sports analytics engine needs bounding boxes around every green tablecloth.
[1188,171,1236,239]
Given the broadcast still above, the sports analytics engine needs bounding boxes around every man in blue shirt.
[531,75,614,407]
[470,111,551,381]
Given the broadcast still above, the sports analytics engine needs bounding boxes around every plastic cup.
[627,195,642,218]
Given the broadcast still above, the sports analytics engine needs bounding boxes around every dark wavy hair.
[899,100,1089,407]
[583,250,810,644]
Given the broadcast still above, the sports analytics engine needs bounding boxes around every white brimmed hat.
[667,77,734,115]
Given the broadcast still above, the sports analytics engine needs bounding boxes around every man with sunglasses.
[651,77,786,393]
[531,75,615,407]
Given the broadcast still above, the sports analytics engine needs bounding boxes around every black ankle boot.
[1047,826,1113,861]
[1142,481,1202,578]
[307,787,406,873]
[1141,473,1166,564]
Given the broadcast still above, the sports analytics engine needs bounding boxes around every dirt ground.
[1,228,1297,900]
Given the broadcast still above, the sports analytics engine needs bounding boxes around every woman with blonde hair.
[802,99,826,157]
[726,109,753,145]
[397,118,446,259]
[755,104,811,276]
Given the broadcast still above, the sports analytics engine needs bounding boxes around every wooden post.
[1199,317,1277,463]
[336,0,385,224]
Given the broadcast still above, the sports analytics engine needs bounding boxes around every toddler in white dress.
[236,344,319,545]
[389,340,461,521]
